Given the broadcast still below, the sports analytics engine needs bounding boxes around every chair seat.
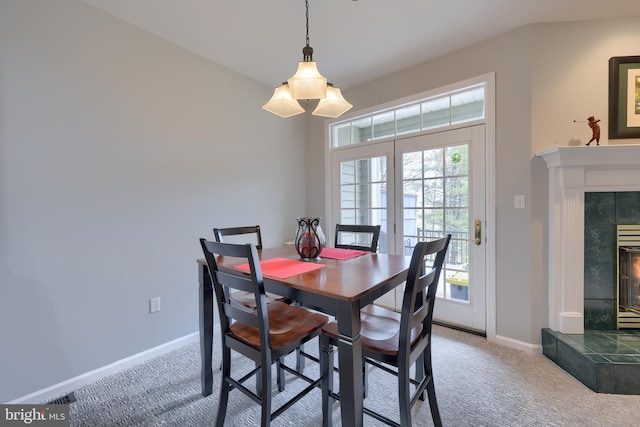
[230,291,288,308]
[232,301,328,350]
[322,304,422,356]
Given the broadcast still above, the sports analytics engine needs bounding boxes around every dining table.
[197,245,411,427]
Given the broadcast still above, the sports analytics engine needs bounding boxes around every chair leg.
[426,378,442,427]
[425,353,442,427]
[398,359,412,427]
[296,343,306,372]
[294,301,306,374]
[363,359,369,398]
[276,357,285,392]
[255,362,262,396]
[320,335,334,427]
[260,355,272,427]
[215,348,231,427]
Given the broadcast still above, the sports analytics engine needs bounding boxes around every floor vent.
[47,391,76,405]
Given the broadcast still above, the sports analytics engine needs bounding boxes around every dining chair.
[320,235,451,427]
[199,239,330,427]
[295,223,383,373]
[334,224,381,252]
[213,225,291,390]
[213,226,289,308]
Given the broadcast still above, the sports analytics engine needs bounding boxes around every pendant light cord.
[305,0,310,47]
[302,0,313,61]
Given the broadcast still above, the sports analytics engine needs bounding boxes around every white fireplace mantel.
[537,145,640,333]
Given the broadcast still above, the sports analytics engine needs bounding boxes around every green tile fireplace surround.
[536,146,640,395]
[542,191,640,395]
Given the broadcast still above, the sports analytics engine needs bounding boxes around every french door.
[331,125,486,332]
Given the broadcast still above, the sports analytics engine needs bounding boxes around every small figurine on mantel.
[586,116,601,146]
[574,116,601,146]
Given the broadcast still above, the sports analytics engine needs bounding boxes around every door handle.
[474,219,482,246]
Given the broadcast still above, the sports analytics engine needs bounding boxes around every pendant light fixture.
[263,0,352,119]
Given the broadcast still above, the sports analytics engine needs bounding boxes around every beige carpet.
[69,325,639,426]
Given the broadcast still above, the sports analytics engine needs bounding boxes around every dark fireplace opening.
[619,246,640,315]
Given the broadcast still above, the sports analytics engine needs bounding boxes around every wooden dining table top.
[197,245,411,302]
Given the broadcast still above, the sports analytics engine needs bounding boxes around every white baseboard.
[8,332,199,404]
[493,334,542,354]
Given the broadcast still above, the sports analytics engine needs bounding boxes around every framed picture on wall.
[609,55,640,139]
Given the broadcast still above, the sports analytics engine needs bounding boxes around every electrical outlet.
[150,297,161,313]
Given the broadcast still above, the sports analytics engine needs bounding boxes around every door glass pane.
[445,144,468,175]
[340,160,356,184]
[403,181,423,207]
[445,177,468,207]
[423,149,444,177]
[401,144,470,302]
[424,178,444,208]
[339,155,387,253]
[340,186,355,209]
[368,183,386,208]
[422,208,444,235]
[402,151,423,180]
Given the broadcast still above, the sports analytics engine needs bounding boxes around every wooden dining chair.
[213,225,292,390]
[320,235,451,427]
[213,226,289,308]
[295,223,382,373]
[334,224,381,252]
[200,239,330,427]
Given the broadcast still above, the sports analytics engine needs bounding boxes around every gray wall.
[0,0,306,402]
[307,17,640,345]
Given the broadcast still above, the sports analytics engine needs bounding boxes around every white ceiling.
[80,0,640,90]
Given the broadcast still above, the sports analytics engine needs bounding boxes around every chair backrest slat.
[334,224,381,252]
[224,303,260,328]
[213,269,257,294]
[214,225,263,250]
[409,285,434,329]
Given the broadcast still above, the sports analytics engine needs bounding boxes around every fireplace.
[539,147,640,394]
[618,225,640,328]
[537,145,640,334]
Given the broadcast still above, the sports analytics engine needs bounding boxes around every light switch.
[515,195,525,209]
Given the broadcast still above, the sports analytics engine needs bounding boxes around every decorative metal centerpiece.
[294,217,325,260]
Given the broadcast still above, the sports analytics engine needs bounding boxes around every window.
[330,85,485,148]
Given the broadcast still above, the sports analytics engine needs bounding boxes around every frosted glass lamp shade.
[312,85,353,118]
[262,84,305,118]
[287,62,327,99]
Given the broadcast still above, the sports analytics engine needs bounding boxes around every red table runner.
[319,247,368,260]
[234,258,326,279]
